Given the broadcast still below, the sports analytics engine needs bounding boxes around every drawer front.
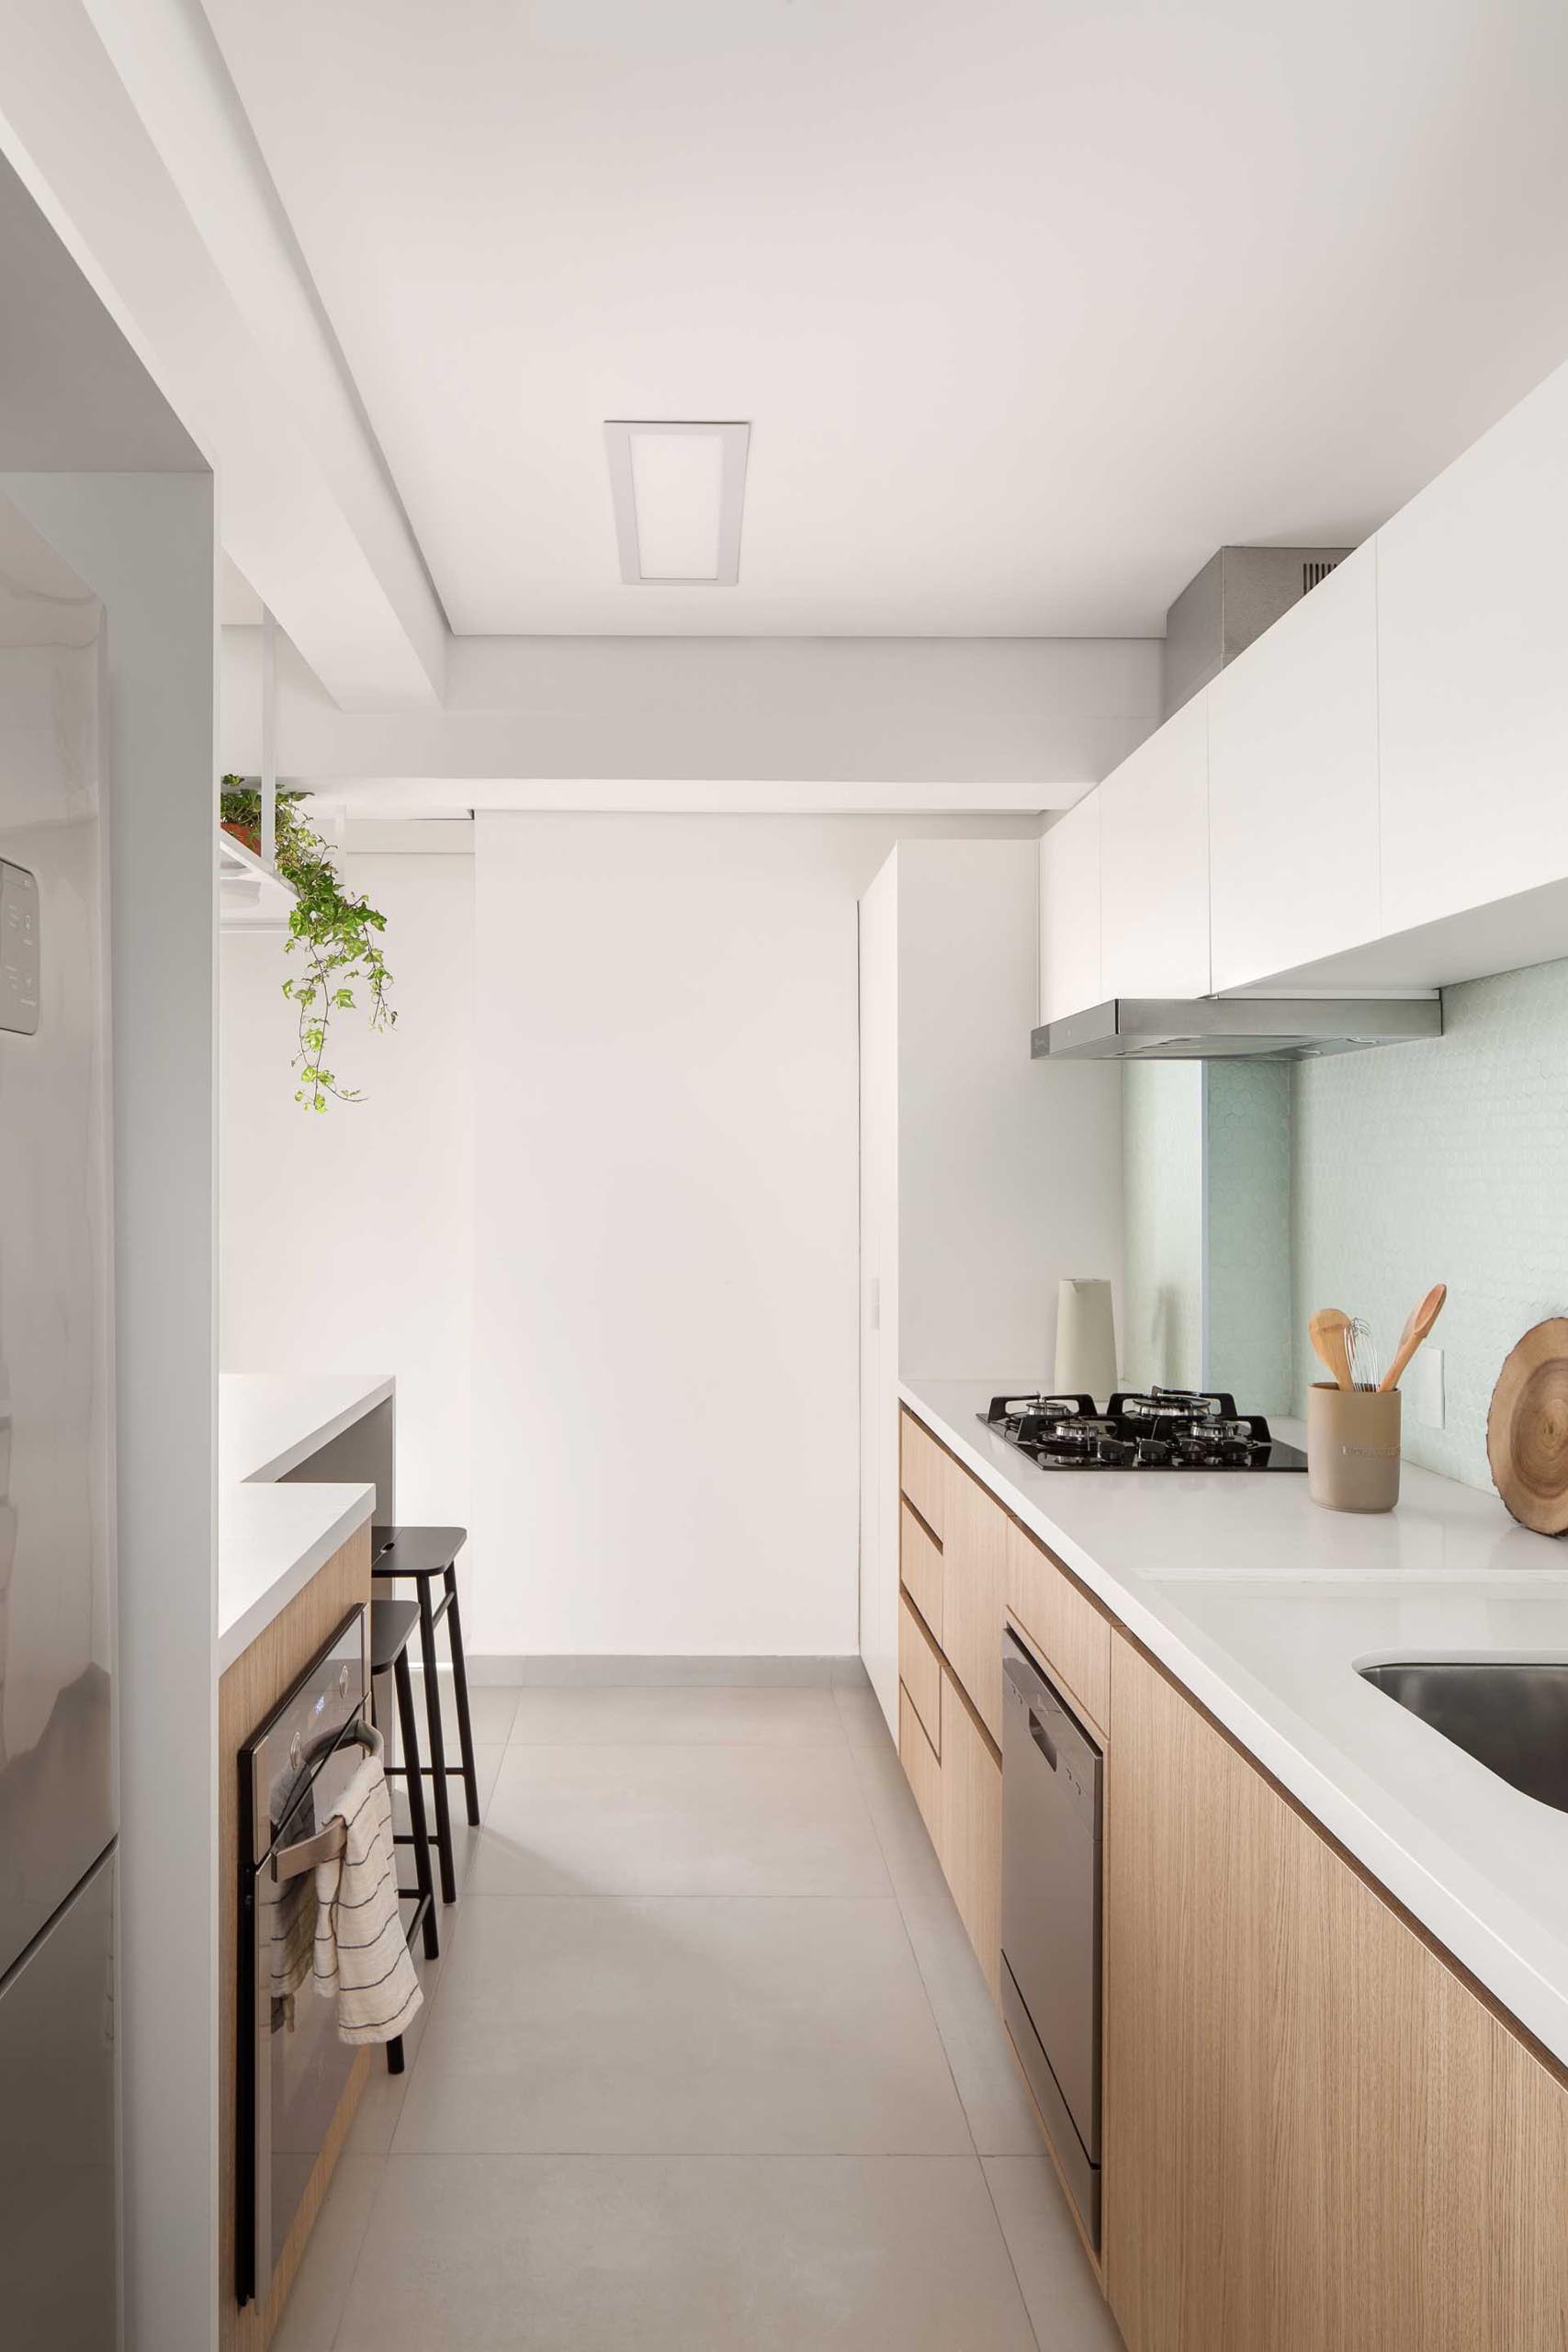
[899,1499,943,1639]
[941,1463,1009,1747]
[899,1409,947,1542]
[1007,1521,1110,1733]
[940,1666,1002,1999]
[899,1684,942,1849]
[897,1589,942,1757]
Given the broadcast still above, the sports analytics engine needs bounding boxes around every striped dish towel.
[312,1725,423,2046]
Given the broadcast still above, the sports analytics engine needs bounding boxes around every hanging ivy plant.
[220,778,395,1111]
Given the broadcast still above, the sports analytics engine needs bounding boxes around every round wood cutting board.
[1488,1318,1568,1535]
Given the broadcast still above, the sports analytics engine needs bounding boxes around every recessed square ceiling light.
[604,420,750,585]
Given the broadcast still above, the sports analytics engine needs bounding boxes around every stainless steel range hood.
[1032,997,1442,1062]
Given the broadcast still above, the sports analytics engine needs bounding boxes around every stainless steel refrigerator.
[0,492,118,2346]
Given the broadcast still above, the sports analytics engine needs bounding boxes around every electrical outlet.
[1413,1346,1445,1430]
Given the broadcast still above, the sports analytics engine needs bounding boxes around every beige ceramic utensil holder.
[1307,1382,1402,1513]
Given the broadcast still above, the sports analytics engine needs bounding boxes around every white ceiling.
[201,0,1568,639]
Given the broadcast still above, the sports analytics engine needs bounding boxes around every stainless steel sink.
[1358,1659,1568,1814]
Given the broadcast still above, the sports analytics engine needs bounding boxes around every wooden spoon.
[1379,1283,1448,1393]
[1309,1306,1355,1393]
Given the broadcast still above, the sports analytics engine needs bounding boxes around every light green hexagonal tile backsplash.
[1121,956,1568,1494]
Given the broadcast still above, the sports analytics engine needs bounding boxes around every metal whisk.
[1348,1317,1381,1392]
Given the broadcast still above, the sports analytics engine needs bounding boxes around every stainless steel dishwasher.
[1000,1624,1103,2247]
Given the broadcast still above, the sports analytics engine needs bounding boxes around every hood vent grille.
[1032,997,1443,1063]
[1163,543,1354,719]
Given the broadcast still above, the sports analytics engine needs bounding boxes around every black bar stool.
[371,1526,478,1910]
[370,1595,440,2076]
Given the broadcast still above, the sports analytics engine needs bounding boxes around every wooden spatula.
[1379,1284,1448,1393]
[1309,1307,1355,1392]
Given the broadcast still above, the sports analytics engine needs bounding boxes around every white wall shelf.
[219,824,294,932]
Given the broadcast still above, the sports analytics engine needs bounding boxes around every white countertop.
[902,1377,1568,2069]
[218,1373,390,1671]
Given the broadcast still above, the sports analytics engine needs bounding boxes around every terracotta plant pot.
[221,818,262,856]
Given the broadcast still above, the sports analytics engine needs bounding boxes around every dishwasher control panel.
[0,861,39,1035]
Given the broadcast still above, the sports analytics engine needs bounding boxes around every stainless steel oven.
[236,1606,370,2307]
[1000,1625,1104,2248]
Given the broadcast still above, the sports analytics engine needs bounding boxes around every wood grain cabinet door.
[1006,1520,1109,1735]
[898,1685,942,1850]
[939,1666,1002,2001]
[899,1498,943,1645]
[1104,1633,1568,2352]
[897,1589,942,1756]
[898,1409,948,1543]
[938,1461,1010,1746]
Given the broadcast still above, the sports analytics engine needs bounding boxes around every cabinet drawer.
[898,1589,942,1757]
[899,1409,947,1541]
[940,1667,1002,1999]
[941,1462,1009,1747]
[898,1684,942,1849]
[1007,1521,1110,1734]
[899,1499,943,1638]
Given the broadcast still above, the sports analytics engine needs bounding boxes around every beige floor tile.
[984,2155,1123,2347]
[405,1672,521,1746]
[390,1894,972,2156]
[897,1878,1047,2157]
[832,1679,895,1749]
[843,1686,1046,2154]
[271,2153,384,2352]
[344,1935,448,2156]
[468,1739,888,1896]
[389,1745,506,1895]
[842,1709,949,1905]
[509,1682,845,1746]
[334,2153,1036,2352]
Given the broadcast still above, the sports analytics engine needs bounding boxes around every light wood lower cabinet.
[1005,1518,1110,1736]
[897,1407,1080,2000]
[938,1667,1002,2000]
[897,1588,942,1755]
[1105,1632,1568,2351]
[898,1682,942,1849]
[897,1652,1002,1997]
[899,1497,943,1642]
[939,1457,1009,1747]
[899,1408,948,1543]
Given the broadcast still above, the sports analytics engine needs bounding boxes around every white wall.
[856,854,900,1724]
[220,850,474,1589]
[896,839,1124,1385]
[856,840,1124,1730]
[471,812,1037,1662]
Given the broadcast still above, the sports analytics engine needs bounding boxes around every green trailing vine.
[220,778,395,1111]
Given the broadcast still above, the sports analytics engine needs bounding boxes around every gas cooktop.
[978,1386,1307,1472]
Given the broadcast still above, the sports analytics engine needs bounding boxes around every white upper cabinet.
[1207,541,1380,991]
[1099,694,1210,1000]
[1378,360,1568,935]
[1038,793,1101,1025]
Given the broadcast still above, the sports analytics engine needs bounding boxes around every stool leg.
[393,1647,440,1962]
[418,1579,459,1905]
[444,1564,482,1828]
